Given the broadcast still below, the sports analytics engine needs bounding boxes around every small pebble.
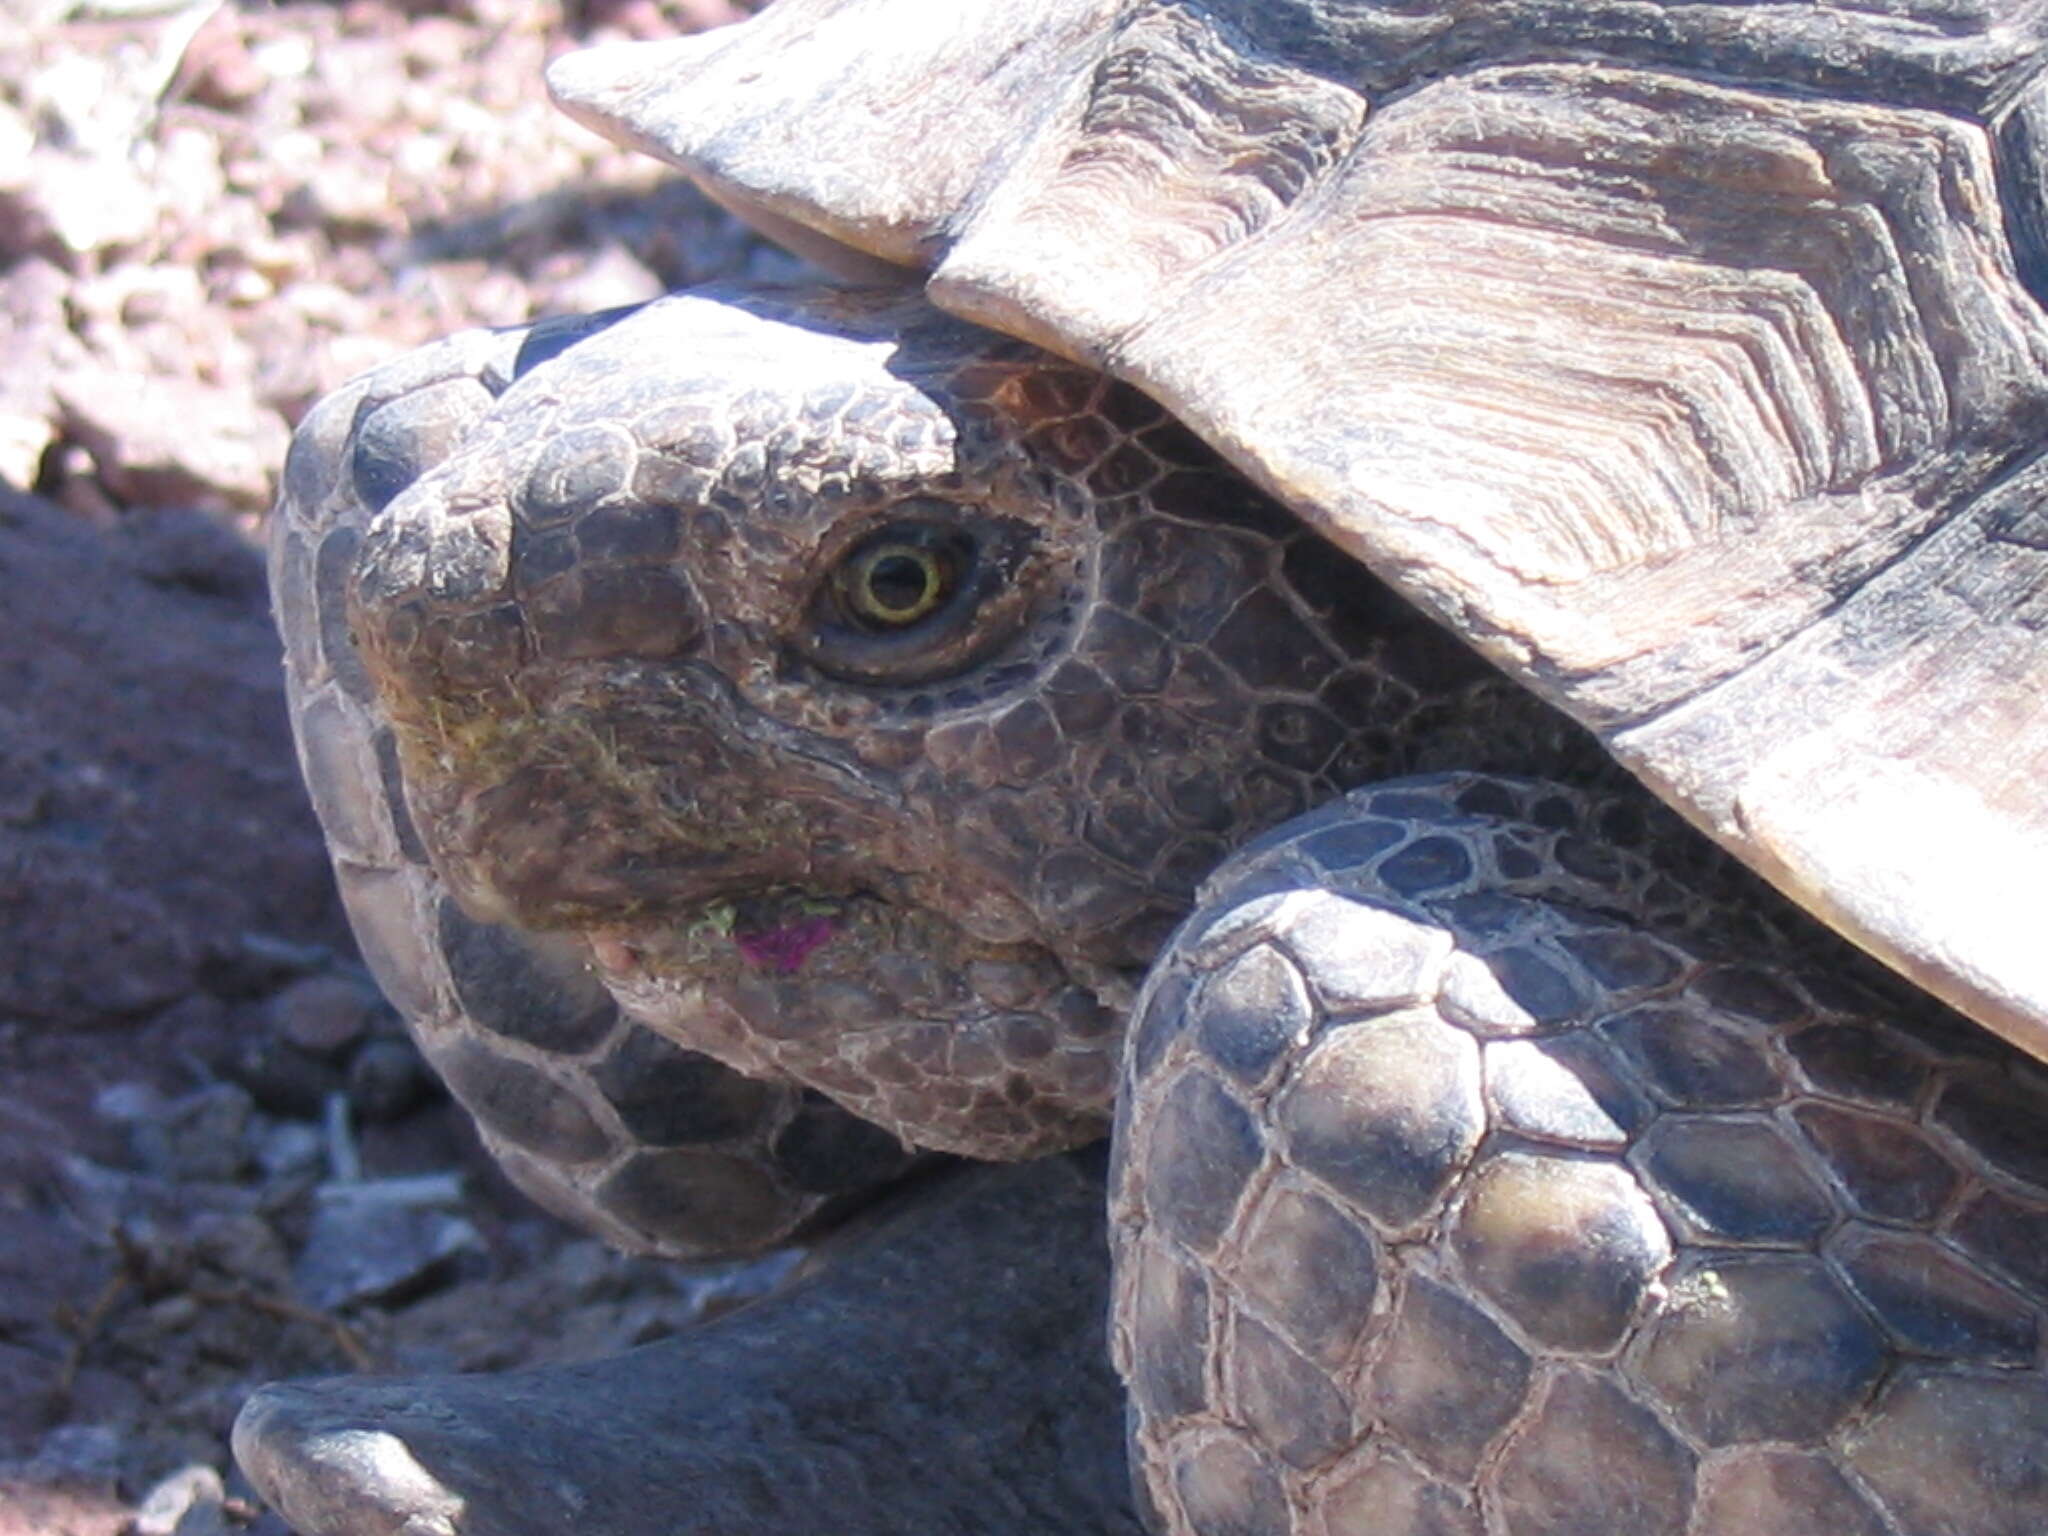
[270,973,380,1059]
[294,1176,482,1309]
[93,1081,163,1126]
[253,1119,327,1183]
[132,1462,228,1536]
[226,1033,342,1120]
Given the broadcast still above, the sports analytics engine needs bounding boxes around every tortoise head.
[347,285,1559,1157]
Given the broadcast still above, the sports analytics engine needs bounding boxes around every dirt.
[0,2,802,1530]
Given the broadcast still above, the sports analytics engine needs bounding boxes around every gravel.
[1,2,810,1530]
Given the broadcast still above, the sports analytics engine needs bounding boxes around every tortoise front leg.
[1112,774,2048,1536]
[235,1152,1141,1536]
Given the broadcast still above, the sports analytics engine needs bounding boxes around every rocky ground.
[0,2,805,1530]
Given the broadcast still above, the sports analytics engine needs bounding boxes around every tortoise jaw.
[588,889,856,982]
[376,651,914,937]
[583,888,1124,1160]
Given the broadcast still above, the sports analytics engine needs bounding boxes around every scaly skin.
[260,286,2048,1536]
[1116,775,2048,1536]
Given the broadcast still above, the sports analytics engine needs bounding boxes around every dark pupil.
[868,554,933,615]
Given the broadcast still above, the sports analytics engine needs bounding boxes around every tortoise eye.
[835,529,960,630]
[802,509,1043,686]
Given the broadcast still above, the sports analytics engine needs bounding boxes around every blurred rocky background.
[0,3,803,1530]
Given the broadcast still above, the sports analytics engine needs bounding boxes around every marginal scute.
[546,0,1121,271]
[1619,462,2048,1062]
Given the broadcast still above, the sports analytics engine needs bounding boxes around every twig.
[51,1226,378,1410]
[49,1268,132,1415]
[187,1283,376,1372]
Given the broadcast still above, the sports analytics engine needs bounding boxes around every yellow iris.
[842,541,950,627]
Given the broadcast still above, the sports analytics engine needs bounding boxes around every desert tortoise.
[241,3,2048,1533]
